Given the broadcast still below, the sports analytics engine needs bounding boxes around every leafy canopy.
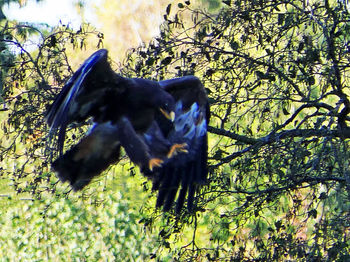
[1,0,350,260]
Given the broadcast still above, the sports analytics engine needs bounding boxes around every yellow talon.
[167,143,188,158]
[149,158,164,171]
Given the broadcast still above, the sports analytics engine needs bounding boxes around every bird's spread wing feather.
[148,76,210,213]
[46,49,109,129]
[46,49,124,151]
[52,122,121,190]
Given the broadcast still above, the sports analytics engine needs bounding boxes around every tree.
[122,0,350,260]
[1,0,350,260]
[0,21,104,194]
[0,0,44,107]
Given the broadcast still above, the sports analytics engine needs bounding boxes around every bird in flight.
[46,49,209,213]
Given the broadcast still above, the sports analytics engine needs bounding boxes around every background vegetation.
[1,0,350,261]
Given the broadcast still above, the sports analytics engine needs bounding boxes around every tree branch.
[209,126,350,168]
[208,126,258,145]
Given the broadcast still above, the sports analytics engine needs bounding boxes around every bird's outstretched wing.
[144,76,210,213]
[52,122,121,190]
[46,49,125,152]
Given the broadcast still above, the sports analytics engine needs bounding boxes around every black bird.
[46,49,209,213]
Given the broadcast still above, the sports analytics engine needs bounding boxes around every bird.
[46,49,209,213]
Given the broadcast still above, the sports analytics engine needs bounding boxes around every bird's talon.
[149,158,163,171]
[167,143,188,158]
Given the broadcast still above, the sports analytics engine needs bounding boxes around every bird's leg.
[149,158,164,171]
[167,143,188,158]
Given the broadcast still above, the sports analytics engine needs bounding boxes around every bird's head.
[130,78,176,121]
[158,94,176,122]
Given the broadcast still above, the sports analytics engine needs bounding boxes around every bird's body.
[46,49,209,213]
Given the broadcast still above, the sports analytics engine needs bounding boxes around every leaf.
[230,41,239,50]
[282,107,290,115]
[255,70,265,79]
[49,36,57,47]
[319,192,328,200]
[308,209,317,219]
[275,220,283,231]
[166,4,171,15]
[161,56,172,66]
[146,57,155,66]
[178,3,184,8]
[213,52,221,60]
[278,13,284,25]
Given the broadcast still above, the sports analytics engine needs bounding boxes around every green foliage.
[200,0,222,11]
[0,21,104,197]
[2,0,350,260]
[0,193,159,261]
[122,0,350,260]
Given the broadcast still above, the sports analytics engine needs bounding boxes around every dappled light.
[1,0,350,260]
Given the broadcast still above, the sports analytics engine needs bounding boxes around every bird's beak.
[159,108,175,122]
